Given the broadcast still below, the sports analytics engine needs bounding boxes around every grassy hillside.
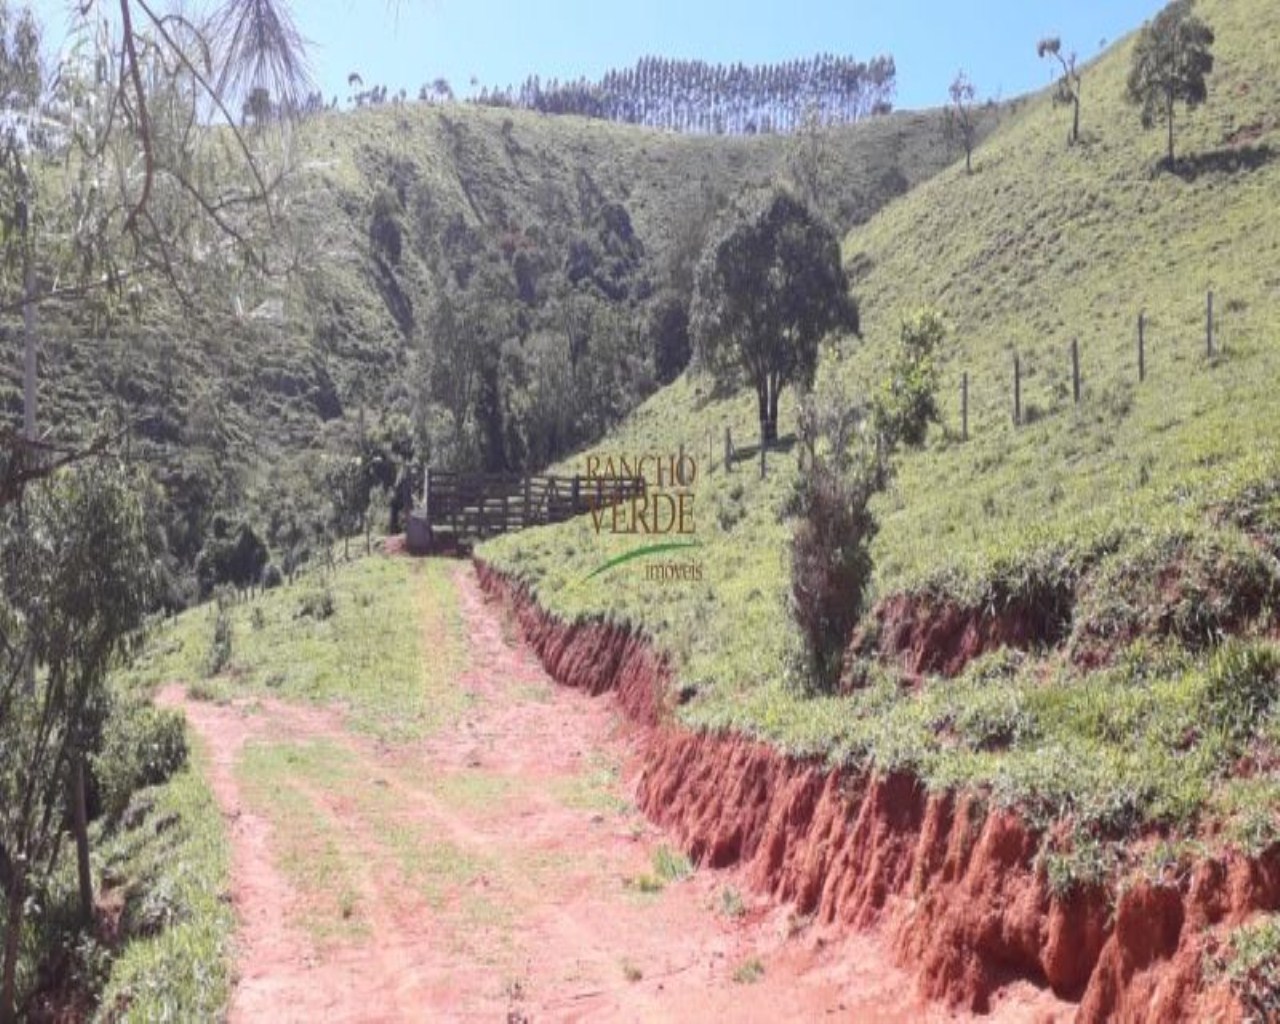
[482,0,1280,863]
[0,98,983,592]
[845,0,1280,594]
[1,99,982,441]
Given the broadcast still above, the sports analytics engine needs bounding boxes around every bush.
[790,460,877,691]
[261,563,284,590]
[297,586,335,620]
[203,594,233,677]
[789,307,942,692]
[94,700,189,825]
[873,310,945,450]
[195,521,270,599]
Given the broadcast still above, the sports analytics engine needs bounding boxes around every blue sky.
[30,1,1169,112]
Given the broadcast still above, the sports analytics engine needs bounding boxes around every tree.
[324,454,367,561]
[786,105,836,219]
[945,70,978,173]
[242,85,276,127]
[1037,37,1082,144]
[0,0,316,507]
[648,291,691,385]
[1126,0,1214,166]
[0,463,156,1022]
[691,189,857,444]
[873,310,945,454]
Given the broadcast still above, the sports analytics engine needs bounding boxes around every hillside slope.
[0,99,982,582]
[481,0,1280,879]
[486,0,1280,701]
[846,0,1280,593]
[480,2,1280,1013]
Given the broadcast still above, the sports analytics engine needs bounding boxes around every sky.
[27,0,1170,113]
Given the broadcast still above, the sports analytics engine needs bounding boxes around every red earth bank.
[475,559,1280,1022]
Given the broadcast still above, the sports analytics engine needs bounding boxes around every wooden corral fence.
[407,469,645,553]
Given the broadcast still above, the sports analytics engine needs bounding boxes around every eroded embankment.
[474,559,1279,1022]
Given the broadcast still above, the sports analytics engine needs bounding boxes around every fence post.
[571,475,581,513]
[1071,338,1081,404]
[724,426,733,471]
[1207,289,1215,357]
[1138,311,1146,383]
[962,372,969,441]
[523,476,532,524]
[1013,354,1022,426]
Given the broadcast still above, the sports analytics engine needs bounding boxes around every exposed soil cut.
[163,562,1070,1022]
[476,560,1278,1022]
[850,591,1072,681]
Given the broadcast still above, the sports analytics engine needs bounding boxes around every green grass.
[1212,914,1280,1022]
[429,770,517,814]
[235,740,371,943]
[717,886,747,919]
[93,743,235,1023]
[624,843,695,895]
[234,737,505,939]
[651,844,694,883]
[480,0,1280,869]
[122,555,469,741]
[551,751,631,816]
[732,956,765,984]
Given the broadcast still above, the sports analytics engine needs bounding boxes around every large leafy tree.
[1126,0,1215,166]
[0,463,156,1023]
[691,189,857,444]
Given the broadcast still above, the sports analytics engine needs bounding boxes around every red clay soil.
[851,593,1065,680]
[164,562,1075,1023]
[476,560,1277,1023]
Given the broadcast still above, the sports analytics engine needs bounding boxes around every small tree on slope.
[1038,37,1083,145]
[1126,0,1215,167]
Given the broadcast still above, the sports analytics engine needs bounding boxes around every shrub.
[790,460,877,691]
[873,310,945,450]
[203,593,233,677]
[297,586,336,621]
[196,521,270,598]
[94,700,189,825]
[789,307,943,692]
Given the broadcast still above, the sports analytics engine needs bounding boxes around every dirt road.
[163,563,1068,1022]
